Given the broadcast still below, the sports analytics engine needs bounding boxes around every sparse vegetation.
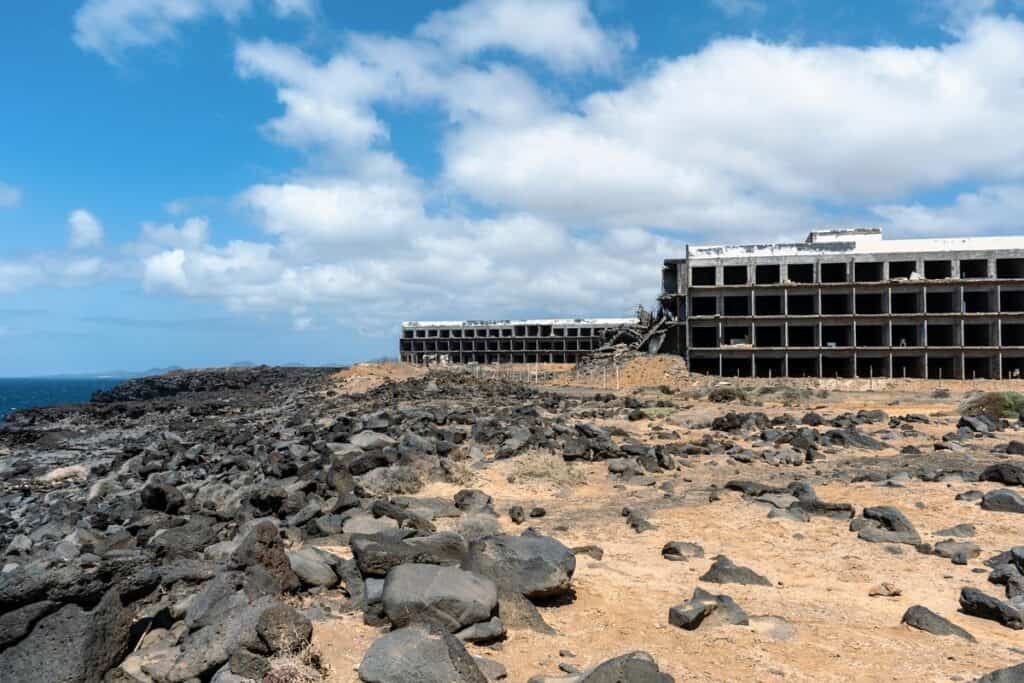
[509,448,586,487]
[959,391,1024,419]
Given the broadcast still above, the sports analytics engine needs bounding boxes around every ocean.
[0,377,124,423]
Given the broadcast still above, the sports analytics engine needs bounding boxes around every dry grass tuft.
[510,448,585,487]
[263,642,331,683]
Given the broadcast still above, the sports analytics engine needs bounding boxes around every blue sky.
[2,0,1024,375]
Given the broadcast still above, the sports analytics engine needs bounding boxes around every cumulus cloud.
[0,182,21,208]
[269,0,314,18]
[68,209,105,249]
[872,184,1024,236]
[141,216,211,250]
[443,17,1024,232]
[416,0,634,72]
[72,0,311,61]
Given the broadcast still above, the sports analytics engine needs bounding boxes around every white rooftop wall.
[685,228,1024,260]
[402,318,639,329]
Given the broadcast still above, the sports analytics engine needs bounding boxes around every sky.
[3,0,1024,375]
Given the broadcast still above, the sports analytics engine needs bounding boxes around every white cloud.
[872,183,1024,236]
[270,0,314,17]
[68,209,105,249]
[73,0,250,61]
[442,17,1024,232]
[416,0,634,72]
[141,216,211,250]
[72,0,313,61]
[241,175,426,248]
[709,0,766,18]
[0,182,21,208]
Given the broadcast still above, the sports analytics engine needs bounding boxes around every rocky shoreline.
[1,366,1024,681]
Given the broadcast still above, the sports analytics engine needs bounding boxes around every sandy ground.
[309,369,1024,682]
[331,363,428,394]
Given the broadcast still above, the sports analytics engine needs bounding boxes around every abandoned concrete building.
[659,228,1024,379]
[399,318,639,364]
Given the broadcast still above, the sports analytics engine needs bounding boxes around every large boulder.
[358,623,488,683]
[976,663,1024,682]
[699,556,771,586]
[383,564,497,632]
[579,652,675,683]
[0,587,133,683]
[288,548,340,588]
[901,605,975,641]
[228,520,301,593]
[669,587,748,630]
[854,506,921,545]
[352,532,468,577]
[462,533,575,599]
[959,587,1024,630]
[982,489,1024,513]
[980,463,1024,486]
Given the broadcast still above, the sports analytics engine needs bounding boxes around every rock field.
[2,363,1024,682]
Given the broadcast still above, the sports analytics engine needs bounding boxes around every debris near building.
[550,344,688,391]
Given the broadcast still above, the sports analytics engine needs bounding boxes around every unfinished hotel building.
[399,318,639,364]
[659,228,1024,380]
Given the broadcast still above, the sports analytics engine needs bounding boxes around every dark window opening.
[787,293,816,315]
[689,356,719,375]
[1004,324,1024,346]
[755,325,782,348]
[787,263,814,283]
[926,291,957,314]
[723,295,750,316]
[960,259,988,279]
[690,327,718,348]
[822,325,851,347]
[888,260,917,280]
[756,264,780,284]
[755,357,784,378]
[927,356,955,380]
[964,290,993,313]
[892,324,920,347]
[691,266,716,286]
[925,260,952,279]
[1004,356,1024,379]
[722,357,752,377]
[754,295,782,316]
[893,356,924,378]
[965,357,993,380]
[821,262,847,283]
[964,323,992,347]
[788,325,816,347]
[724,265,748,285]
[822,356,853,378]
[691,296,717,316]
[856,357,887,378]
[1001,290,1024,312]
[854,261,883,283]
[928,324,956,347]
[662,265,679,293]
[891,291,921,314]
[723,325,751,346]
[997,258,1024,279]
[788,357,818,377]
[821,293,851,315]
[855,293,885,314]
[856,325,886,347]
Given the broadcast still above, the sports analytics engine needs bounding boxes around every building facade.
[399,318,638,364]
[659,228,1024,379]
